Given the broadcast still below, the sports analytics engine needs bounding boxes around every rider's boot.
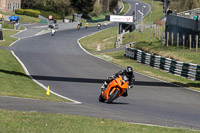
[101,82,107,92]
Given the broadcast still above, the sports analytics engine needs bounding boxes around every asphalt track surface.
[2,0,200,130]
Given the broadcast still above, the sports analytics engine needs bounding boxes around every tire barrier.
[125,46,200,81]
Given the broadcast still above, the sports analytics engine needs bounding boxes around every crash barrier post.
[0,24,3,40]
[125,46,200,81]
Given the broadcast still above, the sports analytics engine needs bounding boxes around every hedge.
[15,9,40,18]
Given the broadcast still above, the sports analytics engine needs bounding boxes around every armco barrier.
[125,47,200,81]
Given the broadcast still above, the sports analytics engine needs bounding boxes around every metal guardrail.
[39,15,48,24]
[125,47,200,81]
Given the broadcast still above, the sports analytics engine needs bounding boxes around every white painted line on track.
[132,122,199,132]
[10,51,82,104]
[0,95,79,104]
[8,26,82,104]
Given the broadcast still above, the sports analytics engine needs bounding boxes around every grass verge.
[141,0,164,24]
[119,1,130,15]
[0,109,199,133]
[0,29,69,102]
[123,28,200,64]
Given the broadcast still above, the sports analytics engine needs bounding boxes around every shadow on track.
[0,69,29,78]
[134,81,179,87]
[31,75,105,84]
[106,102,129,105]
[1,69,199,88]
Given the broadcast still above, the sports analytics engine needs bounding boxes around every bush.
[15,9,24,15]
[15,9,40,18]
[0,22,14,29]
[15,8,64,19]
[40,10,64,19]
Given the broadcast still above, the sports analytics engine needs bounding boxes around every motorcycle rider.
[51,24,56,36]
[77,23,81,30]
[85,22,88,29]
[101,66,135,97]
[97,23,101,29]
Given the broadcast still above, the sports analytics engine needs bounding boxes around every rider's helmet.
[125,66,133,78]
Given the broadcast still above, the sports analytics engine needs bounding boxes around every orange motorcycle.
[99,75,129,103]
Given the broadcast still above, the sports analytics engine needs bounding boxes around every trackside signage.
[110,15,133,23]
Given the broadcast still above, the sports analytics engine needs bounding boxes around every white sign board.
[110,15,133,23]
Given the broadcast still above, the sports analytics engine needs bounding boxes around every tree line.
[21,0,120,18]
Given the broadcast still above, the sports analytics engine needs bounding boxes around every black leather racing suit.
[102,69,135,97]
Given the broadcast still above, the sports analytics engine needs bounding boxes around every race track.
[8,0,200,130]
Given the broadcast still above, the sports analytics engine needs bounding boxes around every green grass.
[141,0,164,25]
[80,27,118,52]
[1,12,40,23]
[0,29,18,45]
[123,28,200,65]
[119,1,130,15]
[80,26,200,91]
[0,29,68,102]
[0,22,14,29]
[90,12,110,21]
[17,14,40,23]
[0,109,199,133]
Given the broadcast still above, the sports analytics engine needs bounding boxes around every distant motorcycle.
[99,75,130,103]
[77,24,80,30]
[51,25,56,36]
[85,23,88,29]
[97,23,101,29]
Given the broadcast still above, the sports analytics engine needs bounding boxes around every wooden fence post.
[196,35,199,53]
[189,34,192,50]
[183,34,185,49]
[167,32,169,47]
[155,25,158,38]
[177,33,179,47]
[158,26,160,39]
[171,32,174,46]
[158,26,160,40]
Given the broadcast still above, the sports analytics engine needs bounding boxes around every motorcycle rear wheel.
[107,89,119,103]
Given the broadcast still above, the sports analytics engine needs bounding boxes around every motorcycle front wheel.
[99,94,106,102]
[107,89,119,103]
